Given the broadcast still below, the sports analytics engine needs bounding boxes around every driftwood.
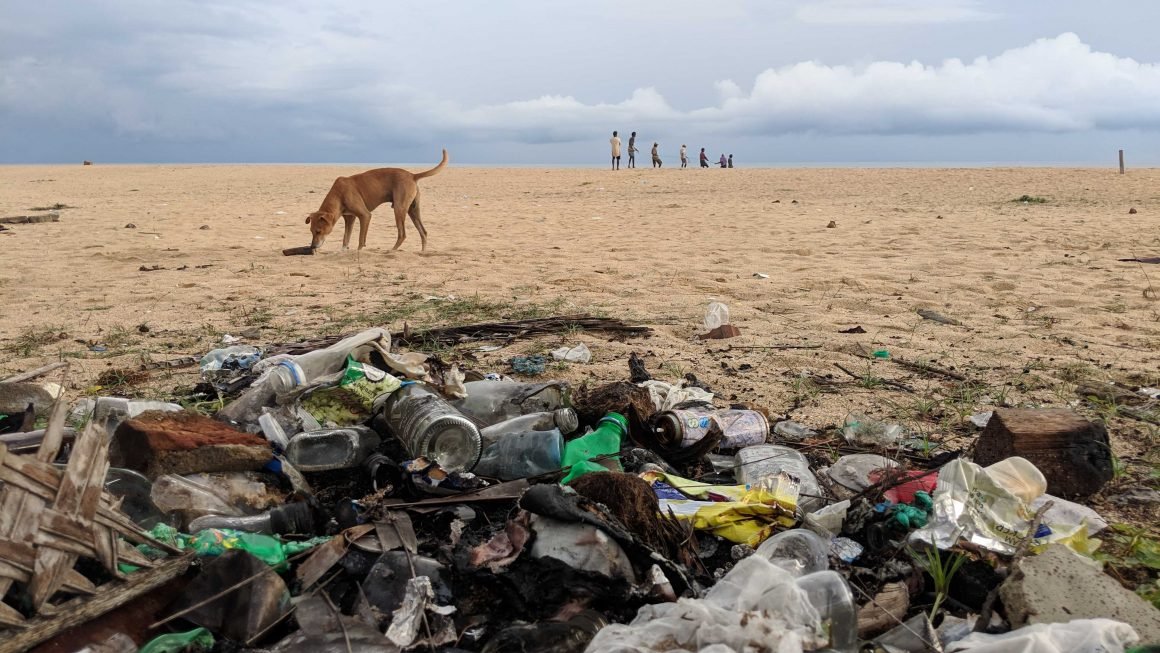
[1,361,68,384]
[0,213,59,225]
[0,394,183,639]
[270,315,652,356]
[834,363,915,393]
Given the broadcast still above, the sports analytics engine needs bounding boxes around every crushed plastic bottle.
[284,426,381,472]
[735,444,823,513]
[199,345,261,390]
[773,420,817,441]
[450,380,571,427]
[377,383,481,472]
[703,301,731,331]
[842,413,904,446]
[796,569,858,652]
[754,529,829,577]
[188,501,319,535]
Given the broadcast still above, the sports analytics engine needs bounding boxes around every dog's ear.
[305,215,313,224]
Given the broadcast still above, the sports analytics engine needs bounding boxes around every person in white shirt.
[610,131,621,170]
[680,144,688,169]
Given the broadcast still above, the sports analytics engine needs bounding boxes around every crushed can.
[655,407,768,450]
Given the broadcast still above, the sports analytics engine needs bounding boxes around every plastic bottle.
[795,570,857,652]
[479,409,579,438]
[474,428,564,480]
[188,501,318,535]
[283,426,381,472]
[377,383,481,472]
[755,529,830,577]
[151,474,243,524]
[560,413,628,484]
[704,302,731,331]
[735,444,823,513]
[219,328,390,427]
[199,345,261,388]
[773,420,817,441]
[449,380,571,427]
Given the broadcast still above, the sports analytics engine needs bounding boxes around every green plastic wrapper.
[302,356,401,425]
[139,627,214,653]
[123,524,330,573]
[560,413,628,485]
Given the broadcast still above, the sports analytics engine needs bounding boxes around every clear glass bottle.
[283,426,380,472]
[449,380,571,427]
[474,428,564,480]
[377,383,481,472]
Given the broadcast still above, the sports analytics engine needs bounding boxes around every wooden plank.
[0,362,68,384]
[0,213,59,225]
[0,555,193,653]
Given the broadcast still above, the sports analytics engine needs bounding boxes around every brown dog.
[306,149,448,251]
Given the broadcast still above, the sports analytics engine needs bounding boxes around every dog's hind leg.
[407,194,428,251]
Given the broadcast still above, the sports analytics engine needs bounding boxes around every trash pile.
[0,317,1157,653]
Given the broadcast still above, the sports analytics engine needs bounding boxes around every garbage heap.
[0,325,1156,653]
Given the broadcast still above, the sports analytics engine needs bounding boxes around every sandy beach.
[1,164,1157,520]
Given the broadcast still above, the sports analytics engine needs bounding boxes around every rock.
[199,224,211,230]
[699,324,742,340]
[973,408,1113,497]
[1109,487,1160,507]
[0,382,56,417]
[110,410,271,479]
[124,223,137,229]
[1129,207,1138,214]
[826,220,837,228]
[999,544,1160,641]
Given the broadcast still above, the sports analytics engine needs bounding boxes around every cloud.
[422,33,1160,140]
[796,0,997,25]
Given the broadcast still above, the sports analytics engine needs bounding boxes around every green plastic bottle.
[560,412,628,484]
[139,627,214,653]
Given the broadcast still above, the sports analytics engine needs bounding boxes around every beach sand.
[1,164,1157,519]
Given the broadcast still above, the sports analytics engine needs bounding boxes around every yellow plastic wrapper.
[641,470,799,547]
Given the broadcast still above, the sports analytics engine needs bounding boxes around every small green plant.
[911,544,967,619]
[1013,195,1048,204]
[790,376,821,407]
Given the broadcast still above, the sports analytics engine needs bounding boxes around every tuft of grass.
[911,544,967,620]
[1013,195,1048,204]
[4,325,67,356]
[790,376,821,407]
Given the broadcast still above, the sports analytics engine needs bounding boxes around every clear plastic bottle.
[755,529,830,577]
[795,570,857,652]
[377,383,481,472]
[151,474,243,528]
[479,409,579,438]
[449,380,571,427]
[735,444,823,513]
[219,328,390,428]
[88,397,184,438]
[284,426,381,472]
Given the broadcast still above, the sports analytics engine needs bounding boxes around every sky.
[2,0,1159,165]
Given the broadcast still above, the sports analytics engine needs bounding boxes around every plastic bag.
[551,343,592,363]
[945,618,1138,653]
[301,356,401,426]
[909,458,1100,555]
[703,302,731,332]
[639,380,714,412]
[640,470,797,546]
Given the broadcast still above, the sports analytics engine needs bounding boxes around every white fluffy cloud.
[421,33,1160,141]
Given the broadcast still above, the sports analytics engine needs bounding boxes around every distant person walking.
[728,154,733,168]
[610,131,621,170]
[651,142,662,168]
[628,131,638,168]
[699,148,709,168]
[718,154,727,168]
[680,144,688,169]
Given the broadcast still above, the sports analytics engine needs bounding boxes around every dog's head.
[305,211,339,249]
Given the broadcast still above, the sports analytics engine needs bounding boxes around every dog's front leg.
[341,214,355,250]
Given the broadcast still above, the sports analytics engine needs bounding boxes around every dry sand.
[1,164,1157,521]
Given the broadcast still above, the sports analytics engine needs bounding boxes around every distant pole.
[1119,149,1125,174]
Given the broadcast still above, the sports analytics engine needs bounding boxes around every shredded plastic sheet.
[585,555,823,652]
[641,470,798,546]
[638,380,714,412]
[945,619,1139,653]
[909,458,1100,556]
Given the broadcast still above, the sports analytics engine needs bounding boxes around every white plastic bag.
[551,343,592,363]
[945,619,1138,653]
[703,302,731,332]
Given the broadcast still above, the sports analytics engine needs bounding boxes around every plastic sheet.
[945,619,1139,653]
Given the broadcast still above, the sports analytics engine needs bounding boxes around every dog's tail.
[413,149,449,180]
